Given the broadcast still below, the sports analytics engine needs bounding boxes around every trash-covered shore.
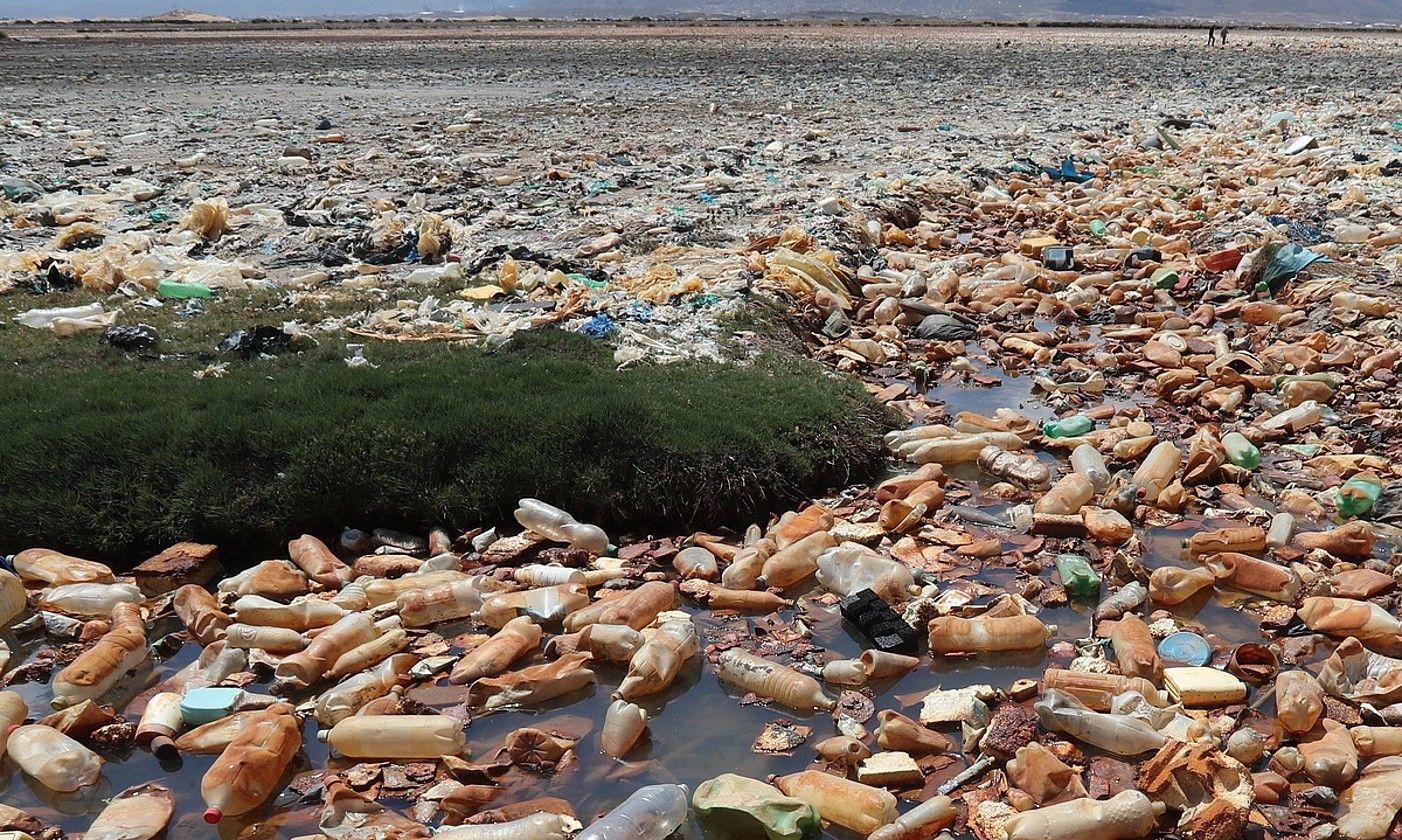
[3,20,1402,840]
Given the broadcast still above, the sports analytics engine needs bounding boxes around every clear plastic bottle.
[600,699,648,759]
[201,706,301,823]
[716,649,835,712]
[0,691,28,759]
[515,498,609,554]
[314,653,416,726]
[12,548,114,586]
[1130,441,1182,501]
[1259,400,1322,432]
[514,564,588,587]
[1071,444,1111,491]
[38,583,143,618]
[927,614,1054,653]
[224,623,306,654]
[869,795,955,840]
[774,771,897,836]
[51,602,147,709]
[398,579,485,627]
[286,534,354,589]
[449,616,542,684]
[815,543,915,602]
[233,594,346,630]
[1093,581,1147,620]
[616,619,698,700]
[6,724,103,791]
[1005,790,1164,840]
[673,546,719,581]
[164,640,246,693]
[978,445,1053,490]
[1034,689,1166,755]
[1222,431,1261,470]
[276,611,376,684]
[575,784,690,840]
[318,714,466,759]
[0,570,26,627]
[435,813,575,840]
[1148,566,1216,605]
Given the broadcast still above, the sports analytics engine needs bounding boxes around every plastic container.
[716,649,835,712]
[233,594,345,630]
[617,619,698,700]
[760,531,837,590]
[673,546,719,581]
[1148,566,1216,605]
[449,615,542,684]
[1299,596,1402,648]
[6,724,103,791]
[722,540,772,590]
[774,771,897,835]
[1222,431,1261,469]
[694,773,820,840]
[1260,400,1321,432]
[362,570,470,607]
[978,445,1052,489]
[1339,472,1384,519]
[318,714,466,758]
[1352,726,1402,758]
[1042,669,1166,711]
[136,692,183,760]
[275,611,376,684]
[224,623,306,654]
[38,582,143,618]
[1005,790,1164,840]
[1083,507,1133,545]
[1203,552,1300,601]
[1054,554,1100,598]
[51,601,147,708]
[875,709,954,753]
[1037,474,1096,516]
[481,583,588,629]
[927,614,1054,654]
[401,578,487,627]
[815,543,915,602]
[435,813,575,840]
[0,691,28,759]
[314,653,416,726]
[156,279,212,299]
[201,707,301,822]
[869,795,956,840]
[1297,521,1377,556]
[1163,666,1247,706]
[562,580,674,632]
[576,784,690,840]
[1044,414,1094,439]
[600,699,648,759]
[1129,441,1182,501]
[770,504,836,549]
[182,687,251,726]
[1157,631,1212,667]
[173,584,230,645]
[515,498,609,554]
[286,534,354,589]
[1337,756,1402,840]
[1266,512,1296,548]
[12,548,114,586]
[0,570,26,627]
[1034,689,1166,755]
[1071,444,1111,491]
[83,783,174,840]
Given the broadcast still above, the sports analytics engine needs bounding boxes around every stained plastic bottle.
[564,580,674,632]
[1037,474,1096,516]
[815,543,915,602]
[1071,444,1112,491]
[1055,554,1101,598]
[761,531,838,590]
[1339,472,1385,519]
[722,540,773,589]
[362,570,470,607]
[673,546,720,581]
[1148,566,1215,605]
[1266,512,1296,548]
[1004,790,1164,840]
[1260,400,1322,432]
[136,692,183,760]
[693,773,821,840]
[617,619,698,700]
[314,653,416,726]
[1034,689,1166,755]
[0,692,28,759]
[287,534,355,589]
[578,623,647,663]
[1203,552,1300,601]
[1084,507,1133,545]
[0,570,26,627]
[6,724,103,791]
[600,699,648,758]
[868,795,956,840]
[1337,756,1402,840]
[515,498,609,554]
[1110,615,1162,682]
[224,623,306,653]
[326,627,410,680]
[1297,521,1378,557]
[1044,414,1094,439]
[165,640,246,693]
[977,444,1053,490]
[1129,441,1182,501]
[450,616,542,684]
[318,714,466,758]
[12,548,114,586]
[1187,524,1268,555]
[774,771,898,835]
[576,784,690,840]
[1042,670,1166,711]
[927,614,1054,654]
[276,611,376,684]
[1352,726,1402,758]
[435,813,575,840]
[1222,431,1261,469]
[173,584,230,645]
[875,709,954,753]
[1299,719,1359,787]
[515,564,588,587]
[716,649,836,712]
[38,583,143,618]
[483,583,589,629]
[201,706,301,823]
[233,594,346,630]
[399,579,485,627]
[51,601,147,708]
[770,504,836,549]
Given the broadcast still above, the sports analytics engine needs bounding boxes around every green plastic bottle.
[1089,219,1108,238]
[1338,472,1383,519]
[1055,553,1101,598]
[1043,414,1094,439]
[1222,432,1260,470]
[157,280,213,299]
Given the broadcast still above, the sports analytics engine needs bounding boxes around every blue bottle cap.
[1158,631,1212,667]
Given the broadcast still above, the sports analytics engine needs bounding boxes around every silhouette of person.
[1208,26,1217,47]
[1221,28,1230,45]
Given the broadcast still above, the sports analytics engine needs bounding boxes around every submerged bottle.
[1222,431,1261,470]
[6,724,103,792]
[318,714,466,759]
[201,706,301,823]
[1071,444,1111,491]
[399,579,485,628]
[515,498,609,554]
[1034,689,1166,755]
[617,619,698,700]
[1005,790,1164,840]
[1055,554,1101,598]
[815,543,915,602]
[1037,473,1096,516]
[869,795,956,840]
[576,784,690,840]
[716,649,835,712]
[136,692,183,760]
[1339,472,1384,519]
[927,614,1054,654]
[774,771,898,836]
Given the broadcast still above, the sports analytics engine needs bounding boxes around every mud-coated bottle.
[774,770,897,836]
[1005,790,1164,840]
[1034,689,1166,755]
[616,619,698,700]
[201,705,301,823]
[927,614,1054,654]
[51,601,147,709]
[318,714,466,759]
[1148,566,1215,605]
[716,649,835,712]
[12,548,114,586]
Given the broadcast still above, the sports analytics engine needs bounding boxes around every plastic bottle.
[815,543,915,602]
[326,627,410,680]
[716,649,836,712]
[276,611,376,684]
[7,724,103,792]
[1266,512,1296,548]
[218,559,310,599]
[1129,441,1182,501]
[927,614,1054,654]
[1222,431,1261,469]
[573,785,689,840]
[482,583,591,629]
[760,531,838,590]
[1185,526,1267,555]
[1297,521,1378,557]
[515,498,609,554]
[51,602,147,709]
[1095,584,1148,624]
[1298,597,1402,649]
[600,699,648,759]
[435,813,575,840]
[12,548,114,586]
[173,584,230,645]
[563,580,675,632]
[1004,790,1164,840]
[1337,756,1402,840]
[233,594,346,630]
[705,587,791,612]
[224,623,306,653]
[617,619,698,700]
[860,649,920,681]
[1203,552,1300,601]
[0,692,28,759]
[1037,474,1097,516]
[1352,726,1402,758]
[469,652,595,711]
[514,564,588,587]
[821,659,868,686]
[1110,615,1162,683]
[164,640,246,693]
[1044,414,1094,439]
[362,570,469,606]
[770,504,836,549]
[693,773,821,840]
[1071,444,1112,491]
[1299,719,1359,788]
[673,546,719,581]
[1083,507,1133,545]
[906,432,1024,466]
[722,540,772,589]
[1034,689,1166,755]
[318,714,465,758]
[868,795,956,840]
[38,583,143,618]
[1148,566,1216,605]
[1055,554,1101,598]
[449,616,542,684]
[0,570,26,627]
[875,709,954,753]
[399,579,485,627]
[1260,400,1321,432]
[136,692,183,760]
[287,534,354,589]
[314,653,416,726]
[201,706,301,823]
[577,623,647,663]
[1042,670,1166,711]
[774,771,898,835]
[1339,472,1385,519]
[978,445,1053,490]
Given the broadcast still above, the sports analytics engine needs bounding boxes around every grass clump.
[0,328,894,562]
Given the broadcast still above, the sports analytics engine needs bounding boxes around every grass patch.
[0,328,895,562]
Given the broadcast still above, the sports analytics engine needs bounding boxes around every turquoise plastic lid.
[1158,631,1212,667]
[180,687,242,725]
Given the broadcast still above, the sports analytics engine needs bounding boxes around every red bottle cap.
[5,724,18,735]
[203,807,223,824]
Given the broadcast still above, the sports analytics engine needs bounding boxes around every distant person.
[1208,26,1216,47]
[1220,28,1230,45]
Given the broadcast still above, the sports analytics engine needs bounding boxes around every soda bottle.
[6,724,103,791]
[1130,441,1182,501]
[616,619,698,700]
[514,498,609,554]
[760,531,837,590]
[721,539,773,590]
[715,649,835,712]
[449,616,542,684]
[201,706,301,822]
[318,714,466,759]
[1339,472,1384,519]
[1034,689,1166,755]
[1297,521,1377,556]
[875,709,954,753]
[514,564,587,587]
[1221,431,1261,469]
[435,813,575,840]
[1043,414,1094,439]
[575,784,689,840]
[1054,553,1101,598]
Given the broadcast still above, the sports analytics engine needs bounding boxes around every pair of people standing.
[1207,26,1230,46]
